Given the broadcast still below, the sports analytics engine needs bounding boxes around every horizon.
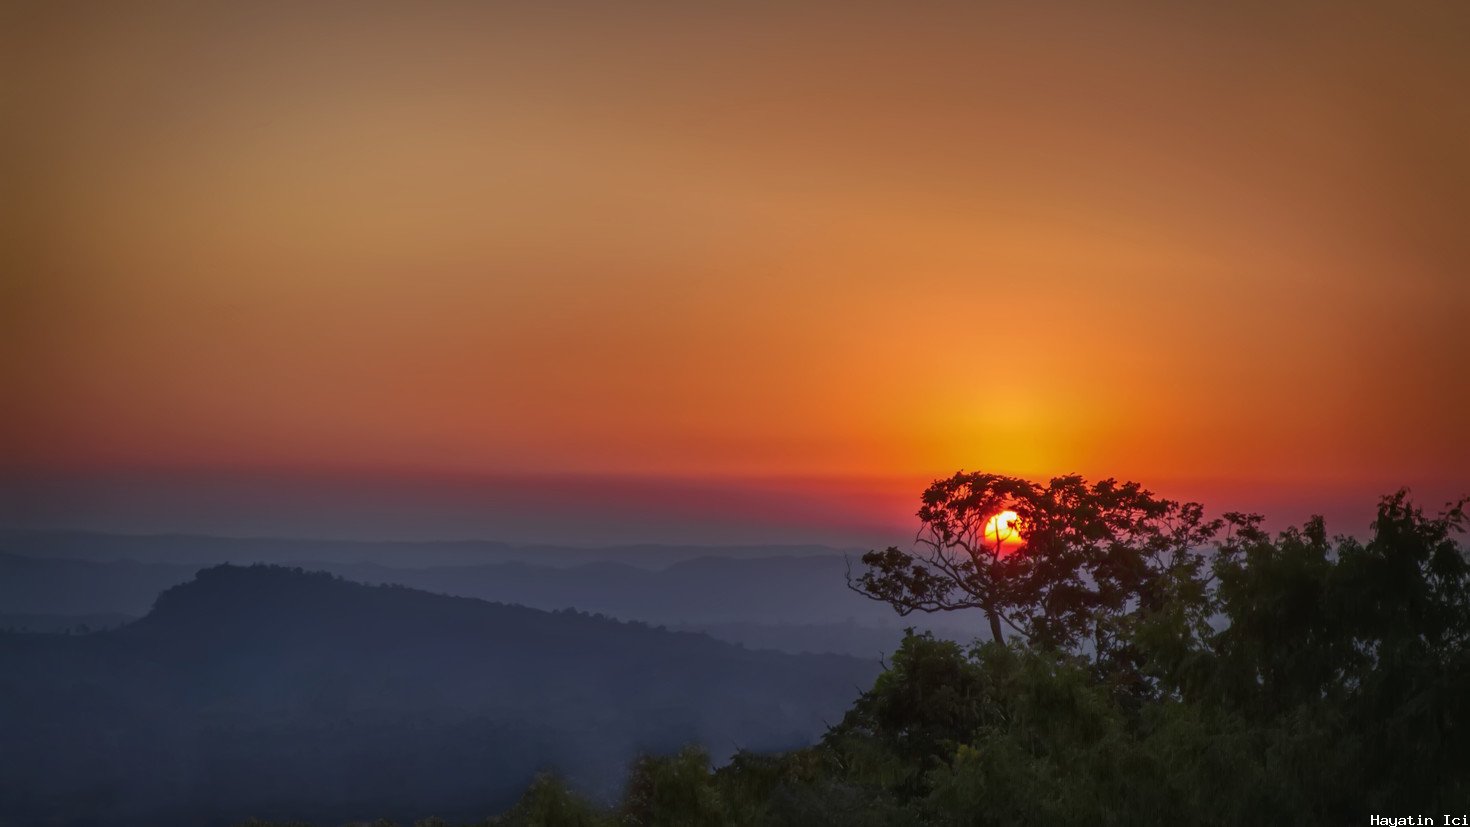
[4,466,1464,547]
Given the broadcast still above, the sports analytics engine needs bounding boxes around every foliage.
[491,775,609,827]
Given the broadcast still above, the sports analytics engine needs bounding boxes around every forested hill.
[0,550,984,655]
[0,565,879,827]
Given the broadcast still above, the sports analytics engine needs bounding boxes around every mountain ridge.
[0,564,879,826]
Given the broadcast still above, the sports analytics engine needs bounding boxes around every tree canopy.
[848,473,1220,672]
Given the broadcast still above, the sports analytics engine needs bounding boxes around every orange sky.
[3,3,1467,541]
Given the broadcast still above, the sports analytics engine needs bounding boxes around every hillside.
[0,550,984,655]
[0,565,879,827]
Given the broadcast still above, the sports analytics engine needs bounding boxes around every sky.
[3,2,1467,544]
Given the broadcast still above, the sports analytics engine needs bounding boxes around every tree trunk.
[986,553,1005,643]
[985,604,1003,643]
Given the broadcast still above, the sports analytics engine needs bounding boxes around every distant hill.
[0,565,878,827]
[0,550,986,655]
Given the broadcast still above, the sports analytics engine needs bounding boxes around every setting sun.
[983,510,1022,546]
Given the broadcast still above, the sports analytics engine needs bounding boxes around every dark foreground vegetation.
[241,476,1467,826]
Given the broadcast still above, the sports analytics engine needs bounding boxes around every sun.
[983,510,1022,546]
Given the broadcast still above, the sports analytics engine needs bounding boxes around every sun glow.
[983,510,1022,546]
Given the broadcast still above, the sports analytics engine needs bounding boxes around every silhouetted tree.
[849,472,1221,673]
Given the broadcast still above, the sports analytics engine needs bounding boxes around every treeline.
[239,480,1468,826]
